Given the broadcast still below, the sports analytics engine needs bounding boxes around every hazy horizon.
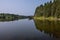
[0,0,50,16]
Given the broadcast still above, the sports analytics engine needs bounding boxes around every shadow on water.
[34,19,60,40]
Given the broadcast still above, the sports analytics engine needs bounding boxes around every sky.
[0,0,50,16]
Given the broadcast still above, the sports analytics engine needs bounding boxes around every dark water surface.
[0,19,60,40]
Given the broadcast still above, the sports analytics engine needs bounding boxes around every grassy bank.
[34,16,60,21]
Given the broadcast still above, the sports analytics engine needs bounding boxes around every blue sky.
[0,0,50,16]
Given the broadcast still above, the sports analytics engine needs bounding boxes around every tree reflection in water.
[34,19,60,40]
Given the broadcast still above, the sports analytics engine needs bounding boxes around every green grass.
[34,16,60,21]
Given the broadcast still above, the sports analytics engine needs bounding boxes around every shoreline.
[34,17,60,21]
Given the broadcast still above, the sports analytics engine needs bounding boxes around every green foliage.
[34,0,60,18]
[0,13,27,21]
[34,5,44,17]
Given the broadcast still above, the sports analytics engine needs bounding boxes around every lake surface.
[0,19,60,40]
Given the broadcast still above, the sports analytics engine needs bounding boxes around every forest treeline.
[34,0,60,18]
[0,13,28,21]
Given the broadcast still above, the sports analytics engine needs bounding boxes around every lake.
[0,19,60,40]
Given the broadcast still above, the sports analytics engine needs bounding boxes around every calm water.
[0,19,60,40]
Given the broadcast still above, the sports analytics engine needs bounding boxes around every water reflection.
[0,19,22,22]
[0,18,60,40]
[34,19,60,39]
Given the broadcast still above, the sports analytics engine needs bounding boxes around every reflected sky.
[0,18,60,40]
[0,19,53,40]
